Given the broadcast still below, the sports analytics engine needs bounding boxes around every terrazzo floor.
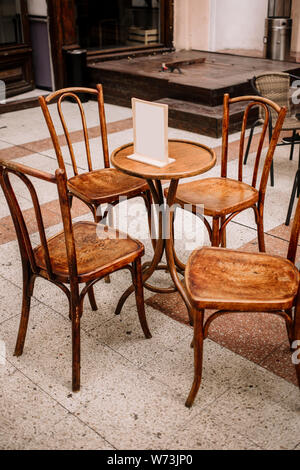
[0,98,299,450]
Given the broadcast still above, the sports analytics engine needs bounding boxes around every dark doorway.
[0,0,34,98]
[75,0,161,51]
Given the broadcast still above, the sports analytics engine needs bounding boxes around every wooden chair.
[0,158,151,392]
[184,191,300,408]
[243,72,300,187]
[38,85,151,232]
[166,95,286,254]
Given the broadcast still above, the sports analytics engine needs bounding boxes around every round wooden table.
[111,139,216,322]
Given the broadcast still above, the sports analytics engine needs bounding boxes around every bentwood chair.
[166,94,286,254]
[38,85,151,226]
[39,85,152,284]
[243,72,300,187]
[184,191,300,407]
[0,159,151,392]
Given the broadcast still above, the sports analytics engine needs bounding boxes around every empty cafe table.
[111,139,216,322]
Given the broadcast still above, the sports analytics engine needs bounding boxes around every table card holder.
[127,98,175,167]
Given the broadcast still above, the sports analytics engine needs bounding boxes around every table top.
[110,139,216,180]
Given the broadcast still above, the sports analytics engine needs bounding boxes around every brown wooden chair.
[184,192,300,407]
[38,85,151,229]
[0,158,151,392]
[165,94,286,255]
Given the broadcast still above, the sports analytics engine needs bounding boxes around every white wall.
[174,0,210,50]
[190,0,210,50]
[213,0,268,51]
[174,0,190,49]
[174,0,268,53]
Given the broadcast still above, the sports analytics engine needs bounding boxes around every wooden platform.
[88,50,300,137]
[155,98,259,138]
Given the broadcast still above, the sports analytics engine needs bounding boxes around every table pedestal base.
[115,178,193,324]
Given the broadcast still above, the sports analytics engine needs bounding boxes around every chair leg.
[267,119,275,187]
[285,169,299,226]
[93,204,102,224]
[270,160,275,187]
[169,205,186,272]
[220,216,226,248]
[185,309,204,408]
[87,284,98,311]
[285,308,294,347]
[289,130,296,161]
[211,217,220,247]
[292,303,300,389]
[93,204,111,284]
[141,189,156,252]
[133,258,151,339]
[68,193,73,209]
[103,207,115,284]
[257,213,265,252]
[14,265,35,357]
[71,304,81,392]
[243,123,255,165]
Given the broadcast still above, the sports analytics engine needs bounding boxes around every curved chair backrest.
[0,159,78,283]
[39,85,109,176]
[254,72,291,120]
[222,94,286,196]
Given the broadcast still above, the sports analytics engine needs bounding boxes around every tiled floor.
[4,88,48,103]
[0,99,299,450]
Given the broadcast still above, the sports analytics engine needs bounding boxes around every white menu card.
[127,98,174,167]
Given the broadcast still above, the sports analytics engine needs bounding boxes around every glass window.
[0,0,23,46]
[75,0,161,50]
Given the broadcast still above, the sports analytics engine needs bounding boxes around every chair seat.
[171,177,259,216]
[185,247,299,311]
[68,168,148,205]
[34,222,144,282]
